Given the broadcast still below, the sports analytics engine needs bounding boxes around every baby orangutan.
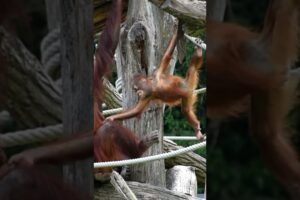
[106,28,204,140]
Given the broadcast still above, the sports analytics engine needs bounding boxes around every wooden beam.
[149,0,206,24]
[94,0,204,34]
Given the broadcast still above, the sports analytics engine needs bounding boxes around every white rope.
[115,78,123,94]
[94,141,206,168]
[103,108,123,116]
[194,88,206,94]
[184,34,206,50]
[164,136,198,141]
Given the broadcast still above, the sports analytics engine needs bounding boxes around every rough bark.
[60,0,94,195]
[95,181,202,200]
[0,27,62,129]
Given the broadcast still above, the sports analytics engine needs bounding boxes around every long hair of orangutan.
[93,0,123,129]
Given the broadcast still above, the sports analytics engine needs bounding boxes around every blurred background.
[207,0,300,199]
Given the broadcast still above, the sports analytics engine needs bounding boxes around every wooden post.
[60,0,94,195]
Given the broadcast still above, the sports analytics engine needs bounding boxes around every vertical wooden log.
[117,0,176,187]
[60,0,94,195]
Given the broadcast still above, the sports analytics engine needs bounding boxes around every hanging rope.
[94,141,206,168]
[40,28,61,74]
[115,78,123,94]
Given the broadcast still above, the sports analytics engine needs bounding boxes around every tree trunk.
[117,0,177,187]
[60,0,94,195]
